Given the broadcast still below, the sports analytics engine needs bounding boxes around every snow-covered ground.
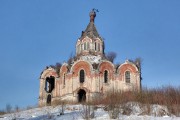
[0,103,180,120]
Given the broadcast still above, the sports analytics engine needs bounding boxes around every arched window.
[45,76,55,93]
[98,43,100,51]
[63,73,66,86]
[95,42,97,51]
[125,71,130,83]
[84,42,86,50]
[87,42,90,50]
[79,70,85,83]
[81,44,83,50]
[77,45,80,54]
[104,70,108,83]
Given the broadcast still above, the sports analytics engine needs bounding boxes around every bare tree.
[6,104,12,113]
[106,52,117,63]
[55,62,62,75]
[67,52,75,65]
[15,105,19,112]
[128,57,142,80]
[128,57,142,71]
[79,103,95,120]
[49,62,62,76]
[134,57,142,70]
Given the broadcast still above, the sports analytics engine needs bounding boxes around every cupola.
[76,9,104,58]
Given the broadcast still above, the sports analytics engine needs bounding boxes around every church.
[38,10,142,106]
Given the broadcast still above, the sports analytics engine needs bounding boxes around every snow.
[0,103,180,120]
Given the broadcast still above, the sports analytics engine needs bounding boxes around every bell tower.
[76,9,104,59]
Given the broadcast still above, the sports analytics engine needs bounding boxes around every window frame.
[63,73,66,86]
[79,69,85,83]
[104,70,108,83]
[95,42,97,51]
[125,71,131,83]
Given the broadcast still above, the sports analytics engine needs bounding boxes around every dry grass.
[97,86,180,116]
[0,110,6,115]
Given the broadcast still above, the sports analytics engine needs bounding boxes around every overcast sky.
[0,0,180,110]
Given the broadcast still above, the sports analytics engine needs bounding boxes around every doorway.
[78,89,86,102]
[47,94,51,105]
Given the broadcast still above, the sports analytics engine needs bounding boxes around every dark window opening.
[77,45,80,54]
[125,71,130,83]
[104,70,108,83]
[79,70,85,83]
[45,76,55,93]
[47,94,51,105]
[87,42,89,50]
[63,73,66,86]
[98,43,100,51]
[95,42,97,51]
[81,44,83,50]
[84,43,86,50]
[78,89,86,102]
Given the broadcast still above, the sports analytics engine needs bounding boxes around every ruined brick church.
[39,10,141,106]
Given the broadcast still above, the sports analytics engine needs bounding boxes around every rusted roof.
[79,21,103,42]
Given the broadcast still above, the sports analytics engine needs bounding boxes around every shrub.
[99,86,180,116]
[6,104,12,113]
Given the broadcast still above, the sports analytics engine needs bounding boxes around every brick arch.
[70,60,93,77]
[74,87,90,94]
[81,36,93,43]
[118,62,139,80]
[98,61,115,80]
[76,37,93,46]
[40,68,57,80]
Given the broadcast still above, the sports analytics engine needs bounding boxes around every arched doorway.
[78,89,86,102]
[47,94,51,105]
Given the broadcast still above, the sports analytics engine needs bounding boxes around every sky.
[0,0,180,110]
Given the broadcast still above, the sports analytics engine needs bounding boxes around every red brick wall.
[99,61,115,80]
[71,61,92,77]
[118,63,138,81]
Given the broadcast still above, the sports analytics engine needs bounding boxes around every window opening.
[98,43,100,51]
[87,42,90,50]
[79,70,85,83]
[45,76,55,93]
[104,70,108,83]
[81,44,83,50]
[125,71,130,83]
[63,73,66,86]
[84,43,86,50]
[95,42,97,51]
[77,45,80,54]
[47,94,51,105]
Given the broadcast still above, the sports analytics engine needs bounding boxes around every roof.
[79,9,102,41]
[80,21,102,40]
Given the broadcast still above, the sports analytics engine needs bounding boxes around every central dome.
[76,9,104,59]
